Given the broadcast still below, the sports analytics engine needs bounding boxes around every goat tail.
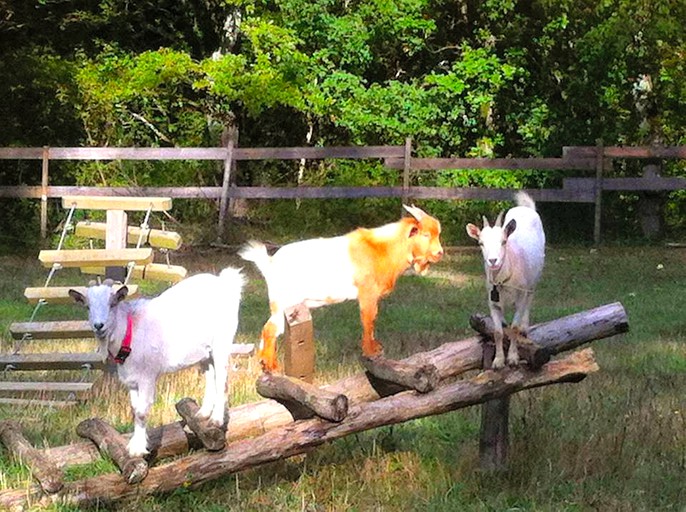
[514,191,536,210]
[238,240,271,276]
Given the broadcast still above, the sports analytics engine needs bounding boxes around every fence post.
[593,139,604,246]
[402,138,412,208]
[478,344,509,471]
[217,135,236,241]
[40,146,49,241]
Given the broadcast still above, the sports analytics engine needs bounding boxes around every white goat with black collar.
[69,268,244,457]
[466,192,545,369]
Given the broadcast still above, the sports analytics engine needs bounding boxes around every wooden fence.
[1,140,685,243]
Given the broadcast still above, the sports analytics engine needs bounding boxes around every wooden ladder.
[1,196,185,407]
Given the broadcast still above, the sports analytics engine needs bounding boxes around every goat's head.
[69,279,129,341]
[403,204,444,275]
[466,212,517,272]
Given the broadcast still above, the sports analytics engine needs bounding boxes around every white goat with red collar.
[466,192,545,370]
[69,268,243,457]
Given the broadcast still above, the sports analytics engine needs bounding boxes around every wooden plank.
[10,320,93,340]
[385,157,596,171]
[0,186,223,199]
[74,222,182,250]
[0,353,104,371]
[24,285,138,304]
[0,146,405,161]
[80,263,187,282]
[61,196,172,211]
[0,382,93,394]
[564,176,686,191]
[0,398,77,408]
[39,248,154,268]
[565,145,686,159]
[231,344,256,357]
[233,145,405,160]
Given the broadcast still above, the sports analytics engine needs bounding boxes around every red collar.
[111,314,133,364]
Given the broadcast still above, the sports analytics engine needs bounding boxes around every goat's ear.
[68,289,86,306]
[504,219,517,238]
[408,225,419,237]
[110,286,129,307]
[466,223,481,240]
[403,204,425,222]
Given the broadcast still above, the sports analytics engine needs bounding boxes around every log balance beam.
[0,302,628,509]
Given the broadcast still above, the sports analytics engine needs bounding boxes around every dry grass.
[0,245,685,511]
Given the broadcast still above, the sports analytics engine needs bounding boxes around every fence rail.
[1,141,686,244]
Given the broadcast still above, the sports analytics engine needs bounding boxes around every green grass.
[0,245,685,511]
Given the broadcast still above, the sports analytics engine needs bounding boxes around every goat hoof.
[492,357,505,370]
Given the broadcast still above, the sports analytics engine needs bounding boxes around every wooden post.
[217,133,236,241]
[402,137,412,208]
[638,159,664,239]
[283,303,315,383]
[479,395,510,471]
[593,139,604,246]
[40,146,49,240]
[105,210,127,283]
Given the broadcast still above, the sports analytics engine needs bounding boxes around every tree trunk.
[41,302,628,468]
[0,349,599,509]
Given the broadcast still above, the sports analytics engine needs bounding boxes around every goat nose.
[93,322,104,331]
[488,258,498,266]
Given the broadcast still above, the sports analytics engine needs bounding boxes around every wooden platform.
[24,285,139,305]
[75,222,182,250]
[81,263,187,283]
[39,248,154,268]
[62,196,172,211]
[0,353,105,371]
[10,320,94,340]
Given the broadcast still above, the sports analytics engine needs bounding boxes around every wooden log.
[175,398,226,451]
[469,314,552,371]
[0,349,599,509]
[0,420,63,494]
[38,302,628,468]
[255,374,349,422]
[479,396,509,471]
[76,418,148,484]
[39,248,154,268]
[359,355,439,393]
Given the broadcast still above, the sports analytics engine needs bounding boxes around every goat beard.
[413,260,430,275]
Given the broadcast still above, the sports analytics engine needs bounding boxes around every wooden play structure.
[0,301,628,509]
[0,196,252,407]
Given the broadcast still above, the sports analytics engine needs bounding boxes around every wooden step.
[39,248,154,268]
[62,196,172,212]
[0,353,105,371]
[0,382,93,395]
[24,284,139,305]
[74,222,182,250]
[10,320,93,340]
[0,398,78,408]
[81,263,187,283]
[231,344,256,357]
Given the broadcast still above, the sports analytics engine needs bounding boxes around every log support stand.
[76,418,148,484]
[256,373,348,422]
[359,354,439,393]
[284,303,315,383]
[175,398,227,451]
[0,420,63,494]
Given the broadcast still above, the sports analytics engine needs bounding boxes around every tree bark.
[175,398,226,451]
[40,302,628,468]
[359,355,439,393]
[0,420,63,494]
[76,418,148,484]
[0,349,599,510]
[256,373,348,422]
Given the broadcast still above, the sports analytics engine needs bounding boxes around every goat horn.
[482,215,490,228]
[403,204,425,222]
[495,211,505,227]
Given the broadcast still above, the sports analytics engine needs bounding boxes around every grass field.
[0,244,684,511]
